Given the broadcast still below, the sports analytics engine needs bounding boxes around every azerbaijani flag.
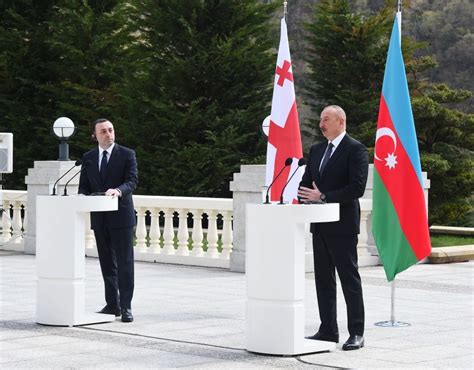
[372,13,431,282]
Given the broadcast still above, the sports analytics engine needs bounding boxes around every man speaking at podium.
[79,118,138,323]
[298,105,368,350]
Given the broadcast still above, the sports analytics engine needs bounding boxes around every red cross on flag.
[265,18,303,203]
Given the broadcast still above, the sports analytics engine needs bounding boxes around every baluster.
[11,201,23,243]
[190,209,204,257]
[85,213,94,251]
[205,210,219,258]
[148,207,161,254]
[135,207,148,253]
[1,201,12,243]
[176,209,189,256]
[220,211,233,259]
[162,208,175,255]
[21,204,27,237]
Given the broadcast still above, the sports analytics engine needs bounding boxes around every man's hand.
[105,188,121,198]
[297,181,322,202]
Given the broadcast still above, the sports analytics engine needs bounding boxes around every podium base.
[247,339,335,356]
[37,313,116,327]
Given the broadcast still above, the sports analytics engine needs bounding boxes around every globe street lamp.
[52,117,76,161]
[261,115,270,137]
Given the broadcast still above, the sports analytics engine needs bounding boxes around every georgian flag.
[265,18,303,203]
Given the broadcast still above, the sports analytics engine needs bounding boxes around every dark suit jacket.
[78,144,138,230]
[300,134,368,236]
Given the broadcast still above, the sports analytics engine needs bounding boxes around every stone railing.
[1,190,27,251]
[0,191,233,268]
[2,163,431,271]
[0,188,379,269]
[4,171,428,270]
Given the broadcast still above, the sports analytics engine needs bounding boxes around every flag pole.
[374,0,410,329]
[375,278,410,327]
[396,1,402,44]
[283,1,288,22]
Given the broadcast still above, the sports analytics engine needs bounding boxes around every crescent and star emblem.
[374,127,398,169]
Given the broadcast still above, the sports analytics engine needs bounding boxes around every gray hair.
[321,105,346,123]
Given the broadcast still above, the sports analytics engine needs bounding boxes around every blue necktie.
[100,151,108,180]
[319,142,334,175]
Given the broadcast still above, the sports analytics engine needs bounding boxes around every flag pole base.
[374,320,410,327]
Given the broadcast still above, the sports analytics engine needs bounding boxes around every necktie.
[319,142,334,175]
[100,151,108,180]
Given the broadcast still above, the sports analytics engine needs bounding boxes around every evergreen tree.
[407,59,474,226]
[1,0,60,189]
[303,0,473,225]
[304,0,393,144]
[121,0,278,197]
[0,0,133,189]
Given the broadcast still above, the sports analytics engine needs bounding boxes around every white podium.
[246,203,339,355]
[36,195,118,326]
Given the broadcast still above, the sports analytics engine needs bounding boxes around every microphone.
[279,158,306,204]
[63,160,91,196]
[264,157,293,204]
[51,160,82,195]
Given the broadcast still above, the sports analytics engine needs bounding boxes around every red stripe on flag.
[268,101,303,202]
[375,96,431,260]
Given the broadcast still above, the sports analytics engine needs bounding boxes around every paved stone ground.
[0,250,473,369]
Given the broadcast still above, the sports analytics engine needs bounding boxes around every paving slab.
[0,250,473,369]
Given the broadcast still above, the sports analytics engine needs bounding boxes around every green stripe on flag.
[372,170,418,281]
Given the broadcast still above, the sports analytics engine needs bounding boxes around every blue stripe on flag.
[382,19,423,187]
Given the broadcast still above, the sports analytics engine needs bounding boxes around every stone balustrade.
[0,191,233,268]
[0,166,429,272]
[1,163,431,271]
[1,190,27,251]
[0,188,380,269]
[0,190,378,268]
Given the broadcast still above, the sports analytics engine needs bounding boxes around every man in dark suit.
[298,105,368,350]
[79,118,138,323]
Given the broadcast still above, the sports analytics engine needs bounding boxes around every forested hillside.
[279,0,473,225]
[283,0,473,130]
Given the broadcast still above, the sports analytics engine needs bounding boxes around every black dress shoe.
[97,304,121,317]
[342,335,364,350]
[306,331,339,343]
[121,308,134,322]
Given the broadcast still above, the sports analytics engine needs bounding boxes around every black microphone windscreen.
[75,159,82,166]
[298,158,306,166]
[285,157,293,166]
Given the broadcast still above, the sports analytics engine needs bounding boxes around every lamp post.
[52,117,76,161]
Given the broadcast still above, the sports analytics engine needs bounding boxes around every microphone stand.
[62,170,81,196]
[279,159,306,204]
[264,158,293,204]
[63,161,90,196]
[51,160,82,195]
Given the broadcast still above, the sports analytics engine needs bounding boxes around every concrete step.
[428,245,474,264]
[430,225,474,236]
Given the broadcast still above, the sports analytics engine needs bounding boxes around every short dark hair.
[91,118,111,133]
